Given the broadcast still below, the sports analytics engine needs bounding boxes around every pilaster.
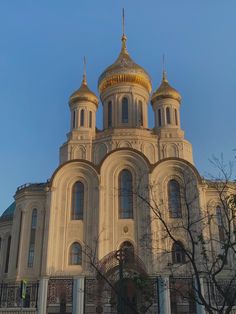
[72,276,85,314]
[38,277,49,314]
[158,275,171,314]
[195,277,206,314]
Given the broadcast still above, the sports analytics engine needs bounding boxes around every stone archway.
[84,250,156,313]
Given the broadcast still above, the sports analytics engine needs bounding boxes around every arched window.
[216,206,225,242]
[166,107,171,124]
[80,109,84,126]
[31,208,37,228]
[138,101,143,126]
[108,101,112,127]
[89,111,92,128]
[122,97,128,123]
[71,181,84,220]
[175,109,178,125]
[172,241,186,264]
[119,170,133,219]
[5,236,11,273]
[120,241,134,263]
[158,109,162,127]
[69,242,82,265]
[168,180,181,218]
[28,208,37,268]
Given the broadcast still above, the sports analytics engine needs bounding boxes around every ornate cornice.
[99,73,152,94]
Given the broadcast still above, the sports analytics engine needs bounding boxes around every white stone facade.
[0,32,235,314]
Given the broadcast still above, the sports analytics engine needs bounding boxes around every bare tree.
[135,157,236,314]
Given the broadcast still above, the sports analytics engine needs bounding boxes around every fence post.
[72,276,84,314]
[194,277,206,314]
[158,275,171,314]
[37,277,49,314]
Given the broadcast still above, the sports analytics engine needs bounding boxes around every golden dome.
[151,71,181,103]
[98,35,152,94]
[70,75,99,107]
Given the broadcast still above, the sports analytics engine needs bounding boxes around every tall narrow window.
[138,101,143,126]
[108,101,112,127]
[122,97,128,123]
[168,180,181,218]
[80,109,84,127]
[5,236,11,273]
[69,242,82,265]
[119,170,133,219]
[89,111,92,128]
[71,181,84,220]
[28,209,37,268]
[166,107,171,124]
[172,241,186,264]
[216,206,225,242]
[73,111,76,128]
[175,109,178,125]
[16,211,23,268]
[158,109,162,127]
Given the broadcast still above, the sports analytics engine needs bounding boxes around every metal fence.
[0,282,38,309]
[47,278,73,314]
[0,310,36,314]
[169,277,196,314]
[206,279,236,307]
[84,276,159,313]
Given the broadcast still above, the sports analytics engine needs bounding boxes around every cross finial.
[121,8,128,52]
[83,56,87,85]
[122,8,125,36]
[163,54,165,72]
[162,54,168,82]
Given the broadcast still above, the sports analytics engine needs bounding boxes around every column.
[0,236,7,277]
[38,277,49,314]
[73,276,85,314]
[15,210,26,275]
[158,276,171,314]
[195,277,206,314]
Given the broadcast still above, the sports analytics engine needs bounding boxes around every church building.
[0,18,235,314]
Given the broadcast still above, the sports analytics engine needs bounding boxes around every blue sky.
[0,1,236,213]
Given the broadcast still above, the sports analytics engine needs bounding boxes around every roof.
[151,72,181,103]
[69,78,99,107]
[0,202,15,221]
[98,35,152,94]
